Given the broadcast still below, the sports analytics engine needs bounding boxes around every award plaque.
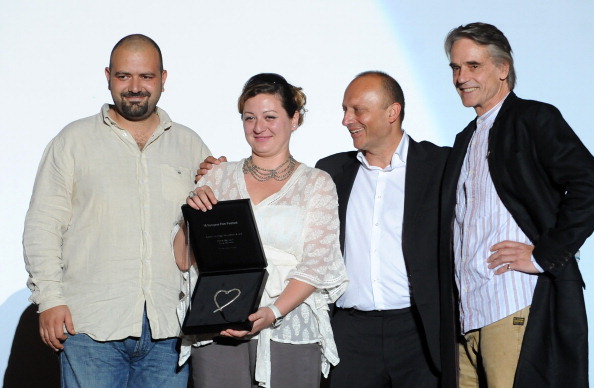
[181,199,268,335]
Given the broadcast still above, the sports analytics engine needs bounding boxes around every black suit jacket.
[316,137,450,377]
[440,92,594,387]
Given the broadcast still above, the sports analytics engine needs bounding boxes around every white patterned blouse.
[175,160,348,387]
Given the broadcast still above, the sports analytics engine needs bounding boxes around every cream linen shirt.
[23,104,211,341]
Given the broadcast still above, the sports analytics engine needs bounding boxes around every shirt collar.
[101,103,172,132]
[476,93,509,128]
[356,130,409,171]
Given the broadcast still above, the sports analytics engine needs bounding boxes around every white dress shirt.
[337,132,410,311]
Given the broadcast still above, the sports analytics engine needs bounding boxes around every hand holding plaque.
[181,199,268,335]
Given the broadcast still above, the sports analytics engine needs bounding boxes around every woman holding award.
[173,73,348,388]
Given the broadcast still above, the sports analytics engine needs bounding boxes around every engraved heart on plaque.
[213,288,242,313]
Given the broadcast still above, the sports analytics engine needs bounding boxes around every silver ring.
[507,264,511,270]
[188,190,197,198]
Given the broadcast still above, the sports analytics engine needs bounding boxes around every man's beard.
[117,91,152,120]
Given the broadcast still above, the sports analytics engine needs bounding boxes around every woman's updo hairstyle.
[238,73,307,126]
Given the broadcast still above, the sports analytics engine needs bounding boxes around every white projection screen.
[2,0,593,381]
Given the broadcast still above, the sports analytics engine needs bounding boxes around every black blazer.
[440,92,594,387]
[316,137,450,376]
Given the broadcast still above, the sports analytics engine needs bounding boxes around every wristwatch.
[268,304,284,328]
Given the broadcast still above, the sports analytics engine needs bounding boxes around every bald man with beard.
[23,34,211,388]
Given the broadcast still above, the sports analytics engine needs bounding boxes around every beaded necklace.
[242,155,297,182]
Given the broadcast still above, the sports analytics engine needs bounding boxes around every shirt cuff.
[530,255,544,273]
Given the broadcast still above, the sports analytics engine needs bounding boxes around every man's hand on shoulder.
[39,305,75,351]
[195,155,227,183]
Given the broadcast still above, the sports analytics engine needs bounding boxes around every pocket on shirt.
[160,164,194,204]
